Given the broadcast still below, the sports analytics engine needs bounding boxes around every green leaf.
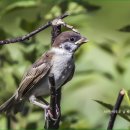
[94,100,130,122]
[119,25,130,32]
[74,0,101,12]
[0,0,37,18]
[0,28,7,39]
[20,19,38,32]
[124,90,130,106]
[25,121,37,130]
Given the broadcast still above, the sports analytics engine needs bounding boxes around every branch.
[6,115,11,130]
[107,89,125,130]
[55,87,62,128]
[44,17,64,129]
[51,25,61,45]
[49,73,57,119]
[0,13,69,45]
[44,74,58,129]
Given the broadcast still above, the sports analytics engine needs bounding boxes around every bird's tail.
[0,95,16,114]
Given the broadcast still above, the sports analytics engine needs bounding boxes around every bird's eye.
[70,37,75,42]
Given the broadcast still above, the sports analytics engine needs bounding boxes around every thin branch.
[55,87,62,128]
[51,25,61,45]
[6,116,11,130]
[0,13,69,45]
[44,17,63,129]
[44,73,58,129]
[107,89,125,130]
[49,73,57,119]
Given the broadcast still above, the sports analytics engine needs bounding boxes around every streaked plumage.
[0,31,88,114]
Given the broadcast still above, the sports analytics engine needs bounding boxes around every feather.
[17,52,53,100]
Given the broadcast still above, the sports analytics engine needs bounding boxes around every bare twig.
[0,13,69,45]
[51,25,61,45]
[107,89,125,130]
[44,74,58,129]
[6,116,11,130]
[55,87,62,128]
[49,73,57,119]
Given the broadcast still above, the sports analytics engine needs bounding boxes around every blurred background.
[0,0,130,129]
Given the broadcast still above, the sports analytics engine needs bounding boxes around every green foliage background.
[0,0,130,129]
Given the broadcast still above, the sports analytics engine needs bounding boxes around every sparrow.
[0,31,88,114]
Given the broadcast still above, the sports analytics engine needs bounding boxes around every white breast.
[50,47,73,87]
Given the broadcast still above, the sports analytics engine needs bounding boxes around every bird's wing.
[17,52,53,99]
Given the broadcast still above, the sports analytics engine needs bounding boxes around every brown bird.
[0,31,88,115]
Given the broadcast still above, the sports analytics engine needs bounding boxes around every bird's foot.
[45,105,60,121]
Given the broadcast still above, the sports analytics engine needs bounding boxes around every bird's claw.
[45,105,60,122]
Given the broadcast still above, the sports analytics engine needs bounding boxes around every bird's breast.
[32,54,74,97]
[50,54,74,88]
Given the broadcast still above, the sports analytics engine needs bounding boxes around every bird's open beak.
[75,37,89,45]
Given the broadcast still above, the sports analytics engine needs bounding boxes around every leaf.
[60,110,79,129]
[116,64,125,75]
[0,0,37,18]
[25,121,37,130]
[58,0,69,13]
[101,72,114,80]
[20,19,38,32]
[94,100,113,110]
[98,44,114,55]
[124,90,130,106]
[119,25,130,32]
[0,28,7,39]
[85,0,130,42]
[74,0,101,12]
[75,70,94,75]
[94,100,130,122]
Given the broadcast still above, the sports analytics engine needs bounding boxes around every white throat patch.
[51,47,72,55]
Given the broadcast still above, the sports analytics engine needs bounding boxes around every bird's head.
[52,31,88,53]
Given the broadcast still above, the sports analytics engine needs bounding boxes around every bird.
[0,31,88,115]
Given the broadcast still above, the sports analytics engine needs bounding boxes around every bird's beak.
[75,36,89,45]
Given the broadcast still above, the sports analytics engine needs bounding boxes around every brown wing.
[17,52,53,100]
